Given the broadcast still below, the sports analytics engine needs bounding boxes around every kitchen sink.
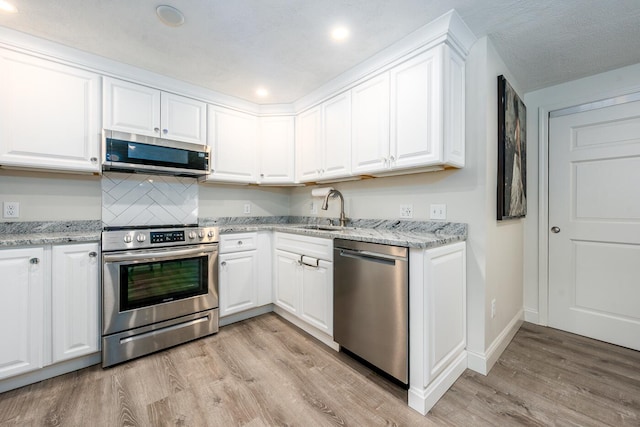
[296,224,356,232]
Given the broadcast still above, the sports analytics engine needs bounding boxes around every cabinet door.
[273,250,300,314]
[351,73,390,174]
[300,260,333,335]
[259,116,295,184]
[103,77,161,137]
[207,106,258,183]
[295,106,322,182]
[322,92,352,179]
[0,247,44,380]
[161,92,207,144]
[0,49,101,173]
[219,251,259,317]
[390,48,443,170]
[51,243,100,363]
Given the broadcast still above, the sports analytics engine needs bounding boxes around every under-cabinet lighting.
[0,1,17,13]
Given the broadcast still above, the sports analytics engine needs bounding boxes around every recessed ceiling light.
[256,88,269,98]
[331,26,350,41]
[156,5,184,27]
[0,1,18,13]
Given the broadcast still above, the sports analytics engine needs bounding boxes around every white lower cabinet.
[0,242,99,382]
[219,232,271,318]
[51,243,100,363]
[273,233,333,337]
[0,247,44,380]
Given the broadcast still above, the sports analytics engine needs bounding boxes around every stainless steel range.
[101,225,219,367]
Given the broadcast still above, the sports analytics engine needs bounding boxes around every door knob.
[551,226,561,233]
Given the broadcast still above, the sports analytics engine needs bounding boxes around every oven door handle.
[103,246,215,263]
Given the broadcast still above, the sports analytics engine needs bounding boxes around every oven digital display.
[150,231,185,244]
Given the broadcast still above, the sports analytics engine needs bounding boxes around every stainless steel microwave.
[102,130,210,177]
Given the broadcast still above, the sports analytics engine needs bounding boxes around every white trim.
[467,309,523,375]
[0,353,101,394]
[219,304,274,327]
[524,308,539,324]
[273,305,339,351]
[408,351,467,415]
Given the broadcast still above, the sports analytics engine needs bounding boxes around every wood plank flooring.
[1,314,639,426]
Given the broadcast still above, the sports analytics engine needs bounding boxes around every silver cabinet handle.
[30,257,39,265]
[221,261,227,267]
[90,157,98,163]
[162,129,168,135]
[237,240,243,246]
[260,173,265,178]
[89,251,97,258]
[389,155,395,162]
[154,127,160,133]
[551,226,561,233]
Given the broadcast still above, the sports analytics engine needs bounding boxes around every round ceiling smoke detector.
[156,5,185,27]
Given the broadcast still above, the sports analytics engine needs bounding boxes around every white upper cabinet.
[104,77,206,145]
[296,92,352,183]
[295,106,322,182]
[207,105,258,183]
[322,92,352,180]
[352,46,465,176]
[259,116,295,184]
[351,73,391,174]
[0,48,101,173]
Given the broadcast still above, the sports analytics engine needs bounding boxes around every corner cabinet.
[0,48,101,173]
[0,243,100,383]
[259,116,295,184]
[103,77,206,144]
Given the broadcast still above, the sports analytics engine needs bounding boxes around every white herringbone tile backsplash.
[102,172,198,227]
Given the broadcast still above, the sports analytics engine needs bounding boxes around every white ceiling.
[1,0,639,104]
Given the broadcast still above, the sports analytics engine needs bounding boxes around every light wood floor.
[1,314,639,426]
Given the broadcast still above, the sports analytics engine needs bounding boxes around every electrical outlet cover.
[243,203,251,214]
[399,204,413,219]
[3,201,19,218]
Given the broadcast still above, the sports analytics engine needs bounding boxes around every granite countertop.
[0,217,467,249]
[0,220,102,247]
[204,217,467,249]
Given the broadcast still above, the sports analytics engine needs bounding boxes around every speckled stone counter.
[0,220,102,247]
[200,216,467,249]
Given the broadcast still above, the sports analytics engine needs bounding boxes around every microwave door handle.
[103,246,214,263]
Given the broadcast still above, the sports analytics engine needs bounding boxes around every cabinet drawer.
[274,232,333,261]
[220,233,257,253]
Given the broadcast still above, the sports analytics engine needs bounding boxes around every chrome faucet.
[321,189,348,227]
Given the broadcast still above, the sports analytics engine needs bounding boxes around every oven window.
[120,256,208,311]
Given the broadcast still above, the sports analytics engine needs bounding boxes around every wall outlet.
[491,298,496,319]
[243,203,251,215]
[310,201,318,214]
[430,204,447,220]
[399,204,413,219]
[3,201,19,219]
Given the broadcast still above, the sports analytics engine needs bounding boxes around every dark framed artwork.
[497,75,527,220]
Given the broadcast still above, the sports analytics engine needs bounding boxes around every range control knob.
[198,231,205,239]
[136,234,146,243]
[188,231,197,239]
[123,235,133,243]
[207,230,214,238]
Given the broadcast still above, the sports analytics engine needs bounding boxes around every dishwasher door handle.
[338,248,405,264]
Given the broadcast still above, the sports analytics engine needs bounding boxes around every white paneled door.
[549,98,640,350]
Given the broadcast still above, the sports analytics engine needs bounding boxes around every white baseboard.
[408,351,467,415]
[219,304,274,327]
[0,353,101,394]
[467,309,523,375]
[524,308,539,324]
[273,305,339,351]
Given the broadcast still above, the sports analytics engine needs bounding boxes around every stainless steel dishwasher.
[333,238,409,384]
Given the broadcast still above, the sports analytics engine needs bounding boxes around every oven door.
[102,244,218,335]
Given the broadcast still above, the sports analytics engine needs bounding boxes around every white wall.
[523,61,640,324]
[198,183,290,218]
[0,170,101,221]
